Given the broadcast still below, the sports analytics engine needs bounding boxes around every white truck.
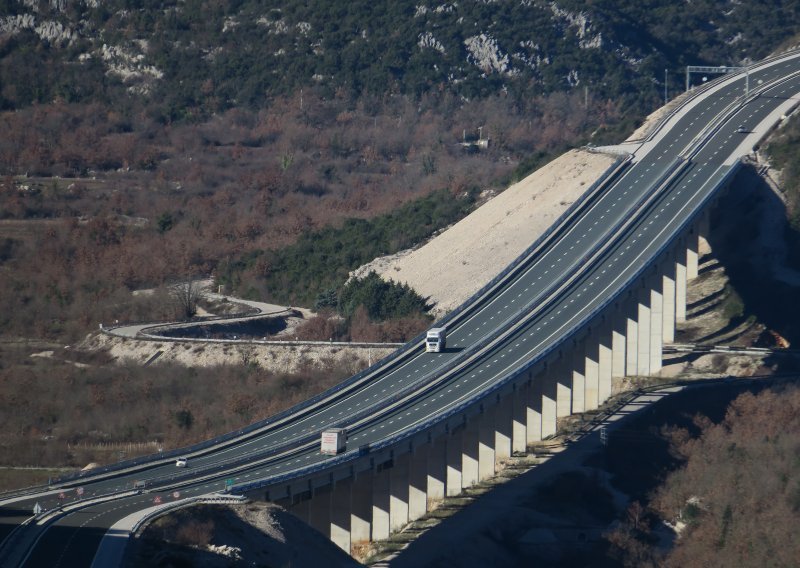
[426,327,446,353]
[321,428,347,455]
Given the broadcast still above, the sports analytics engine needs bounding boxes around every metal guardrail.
[130,494,248,536]
[101,304,265,336]
[135,333,404,349]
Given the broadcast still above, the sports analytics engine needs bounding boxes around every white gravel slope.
[352,149,617,317]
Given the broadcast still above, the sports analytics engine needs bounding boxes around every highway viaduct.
[229,54,800,555]
[4,50,800,567]
[241,204,712,554]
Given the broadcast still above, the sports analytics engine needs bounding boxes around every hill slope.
[2,0,800,116]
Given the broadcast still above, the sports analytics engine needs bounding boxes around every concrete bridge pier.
[597,316,614,401]
[624,291,639,375]
[648,272,664,375]
[511,382,530,453]
[350,472,372,551]
[477,405,496,481]
[661,256,677,344]
[330,478,353,553]
[494,393,513,463]
[461,416,480,488]
[541,363,558,438]
[528,371,545,442]
[446,427,464,496]
[372,465,391,541]
[570,338,586,414]
[584,327,601,411]
[675,237,688,323]
[636,283,653,376]
[408,446,428,522]
[426,437,446,509]
[698,209,712,257]
[686,227,700,280]
[389,453,411,532]
[309,485,332,537]
[288,494,310,523]
[611,305,627,378]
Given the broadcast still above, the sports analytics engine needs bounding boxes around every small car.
[175,457,188,468]
[735,125,747,133]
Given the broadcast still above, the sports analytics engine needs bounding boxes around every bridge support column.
[571,341,586,414]
[478,406,496,481]
[495,393,513,463]
[409,447,428,521]
[584,328,600,411]
[446,429,463,496]
[512,383,529,453]
[389,453,410,532]
[598,318,613,402]
[309,485,332,537]
[555,355,572,418]
[649,277,664,375]
[564,366,586,416]
[330,479,352,553]
[611,311,626,379]
[541,367,557,438]
[625,295,639,376]
[662,259,677,344]
[462,418,480,489]
[698,211,712,256]
[426,437,446,509]
[675,242,688,323]
[528,373,544,443]
[372,466,391,541]
[350,473,372,550]
[637,285,652,377]
[687,231,699,280]
[289,496,310,524]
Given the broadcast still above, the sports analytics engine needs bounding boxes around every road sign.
[76,487,84,496]
[153,496,162,504]
[33,502,42,515]
[225,478,234,488]
[58,492,66,500]
[172,491,180,499]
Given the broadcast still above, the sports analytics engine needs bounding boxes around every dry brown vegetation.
[293,308,430,343]
[0,343,352,470]
[0,88,615,342]
[606,383,800,567]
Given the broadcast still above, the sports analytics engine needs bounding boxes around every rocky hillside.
[2,0,799,117]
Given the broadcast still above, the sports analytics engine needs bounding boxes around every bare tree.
[170,279,207,319]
